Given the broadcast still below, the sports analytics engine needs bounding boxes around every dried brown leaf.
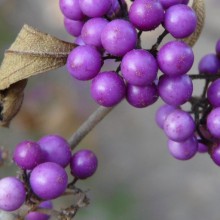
[0,24,76,126]
[0,24,76,90]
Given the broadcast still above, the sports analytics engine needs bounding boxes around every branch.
[68,106,114,150]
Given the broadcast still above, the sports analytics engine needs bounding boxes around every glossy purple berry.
[74,36,86,46]
[67,45,102,81]
[38,135,71,168]
[126,83,158,108]
[168,136,198,160]
[30,162,68,200]
[155,104,178,129]
[101,19,137,57]
[64,17,84,37]
[70,149,98,179]
[25,201,53,220]
[79,0,111,17]
[0,177,26,211]
[164,4,197,38]
[163,109,195,142]
[81,18,108,48]
[198,54,220,74]
[91,71,126,107]
[158,74,193,106]
[13,141,45,170]
[129,0,164,31]
[211,145,220,166]
[197,142,208,153]
[157,41,194,76]
[207,107,220,138]
[59,0,84,20]
[121,49,158,86]
[207,79,220,107]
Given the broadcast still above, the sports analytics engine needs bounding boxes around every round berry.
[207,107,220,138]
[129,0,164,31]
[101,19,137,57]
[207,79,220,107]
[13,141,45,170]
[211,145,220,166]
[155,104,178,129]
[126,83,158,108]
[64,17,84,37]
[79,0,111,17]
[158,74,193,106]
[59,0,84,20]
[91,71,126,107]
[157,41,194,76]
[38,135,71,168]
[121,49,158,86]
[164,109,195,142]
[67,45,102,81]
[164,4,197,38]
[81,18,108,48]
[198,54,220,74]
[25,201,53,220]
[70,149,98,179]
[30,162,68,200]
[167,136,198,160]
[197,142,208,153]
[0,177,25,211]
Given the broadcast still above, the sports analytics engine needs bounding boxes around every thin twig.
[189,73,220,80]
[150,29,169,51]
[68,106,114,150]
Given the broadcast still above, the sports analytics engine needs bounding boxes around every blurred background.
[0,0,220,220]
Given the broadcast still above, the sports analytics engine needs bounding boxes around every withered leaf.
[0,24,76,90]
[0,24,76,126]
[0,79,27,127]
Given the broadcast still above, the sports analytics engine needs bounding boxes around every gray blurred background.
[0,1,220,220]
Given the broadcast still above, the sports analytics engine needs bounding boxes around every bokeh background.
[0,1,220,220]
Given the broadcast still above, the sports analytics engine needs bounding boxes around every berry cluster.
[0,134,97,218]
[156,39,220,162]
[59,0,195,108]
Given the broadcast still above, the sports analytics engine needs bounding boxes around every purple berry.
[211,144,220,166]
[67,45,102,81]
[155,104,178,129]
[197,142,208,153]
[79,0,111,17]
[101,19,137,57]
[107,0,127,18]
[59,0,84,20]
[164,109,195,141]
[64,17,84,37]
[25,201,53,220]
[216,39,220,57]
[126,83,158,108]
[38,135,71,168]
[0,177,25,211]
[81,18,108,48]
[157,41,194,76]
[198,54,220,74]
[182,0,189,4]
[207,107,220,138]
[167,136,198,160]
[159,0,183,9]
[158,74,193,106]
[164,4,197,38]
[129,0,164,31]
[121,49,158,86]
[70,149,98,179]
[91,71,126,107]
[30,162,68,200]
[13,141,45,170]
[207,79,220,107]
